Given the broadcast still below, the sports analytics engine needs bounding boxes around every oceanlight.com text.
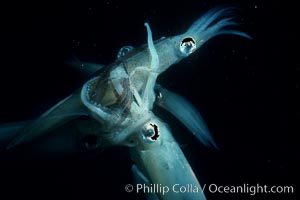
[203,183,294,196]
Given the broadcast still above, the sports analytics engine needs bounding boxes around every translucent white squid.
[0,7,250,200]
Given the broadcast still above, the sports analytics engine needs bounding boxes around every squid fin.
[6,89,88,149]
[0,122,27,148]
[65,56,105,76]
[155,85,218,148]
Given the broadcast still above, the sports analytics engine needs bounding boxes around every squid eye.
[141,122,160,143]
[156,91,163,100]
[179,37,196,56]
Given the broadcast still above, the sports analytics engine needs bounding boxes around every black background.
[0,0,296,199]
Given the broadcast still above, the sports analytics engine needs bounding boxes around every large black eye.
[141,122,160,143]
[180,37,196,56]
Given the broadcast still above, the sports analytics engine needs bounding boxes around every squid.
[0,7,250,200]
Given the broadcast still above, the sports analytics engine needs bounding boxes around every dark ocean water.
[0,0,296,199]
